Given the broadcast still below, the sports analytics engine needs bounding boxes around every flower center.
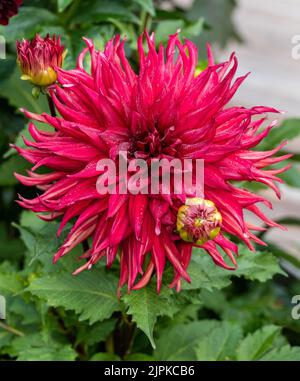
[128,125,179,159]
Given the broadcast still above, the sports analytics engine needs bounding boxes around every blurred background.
[216,0,300,266]
[172,0,300,267]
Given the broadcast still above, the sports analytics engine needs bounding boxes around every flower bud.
[177,197,222,245]
[16,34,66,87]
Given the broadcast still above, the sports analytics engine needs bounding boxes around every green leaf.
[187,0,240,49]
[19,210,47,233]
[0,223,25,262]
[11,333,77,361]
[13,222,64,266]
[0,7,57,43]
[0,80,26,141]
[184,18,205,37]
[275,161,300,188]
[28,270,120,324]
[234,246,285,282]
[125,353,154,361]
[14,217,84,274]
[259,119,300,150]
[181,249,232,291]
[76,319,116,346]
[0,156,31,186]
[155,18,204,44]
[123,282,177,348]
[90,352,120,361]
[154,320,220,360]
[0,67,48,113]
[155,20,183,42]
[17,345,76,361]
[72,0,140,25]
[133,0,156,16]
[57,0,74,12]
[182,246,283,293]
[195,321,243,361]
[236,325,281,360]
[0,263,22,294]
[260,345,300,361]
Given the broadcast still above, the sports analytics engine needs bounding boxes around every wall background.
[215,0,300,262]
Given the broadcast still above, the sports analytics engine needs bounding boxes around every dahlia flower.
[0,0,22,25]
[14,32,290,293]
[16,34,66,87]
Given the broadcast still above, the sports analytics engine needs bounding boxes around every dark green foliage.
[0,0,299,361]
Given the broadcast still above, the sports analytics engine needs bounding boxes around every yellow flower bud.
[177,197,222,245]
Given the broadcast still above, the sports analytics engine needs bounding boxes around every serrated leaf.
[0,267,22,294]
[183,246,283,292]
[260,345,300,361]
[123,283,177,348]
[17,345,76,361]
[13,219,77,272]
[195,321,243,361]
[154,320,220,360]
[234,246,285,282]
[28,270,120,324]
[12,333,77,361]
[236,325,281,360]
[181,249,231,291]
[13,222,62,263]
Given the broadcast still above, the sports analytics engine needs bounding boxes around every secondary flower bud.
[16,34,66,87]
[0,0,22,25]
[177,198,222,245]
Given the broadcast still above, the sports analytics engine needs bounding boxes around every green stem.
[140,10,152,33]
[62,0,81,28]
[0,322,24,337]
[46,94,56,117]
[110,312,136,359]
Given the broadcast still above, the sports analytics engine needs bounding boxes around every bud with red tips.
[16,34,66,87]
[177,198,222,245]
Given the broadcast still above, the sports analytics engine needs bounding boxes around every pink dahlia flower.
[0,0,22,25]
[14,32,290,293]
[16,34,66,87]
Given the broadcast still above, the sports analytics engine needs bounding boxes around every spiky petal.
[14,32,290,293]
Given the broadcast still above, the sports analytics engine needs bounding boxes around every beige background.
[215,0,300,261]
